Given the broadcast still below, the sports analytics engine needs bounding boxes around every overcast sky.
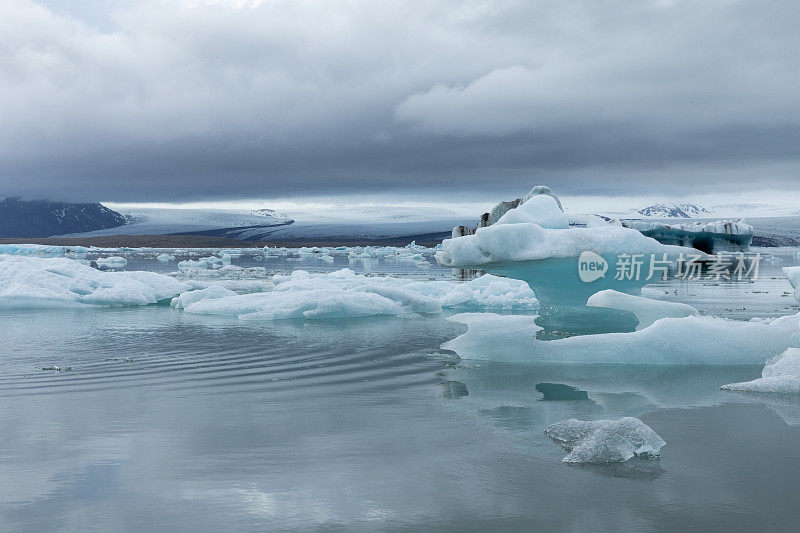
[1,0,798,204]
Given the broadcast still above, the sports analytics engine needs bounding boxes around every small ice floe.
[156,253,175,262]
[95,256,127,269]
[722,348,800,395]
[544,417,665,463]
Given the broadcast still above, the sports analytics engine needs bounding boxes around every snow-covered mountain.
[637,203,710,218]
[0,198,126,237]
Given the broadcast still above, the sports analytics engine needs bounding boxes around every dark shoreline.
[0,231,449,249]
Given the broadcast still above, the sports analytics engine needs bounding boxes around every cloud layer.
[1,0,798,202]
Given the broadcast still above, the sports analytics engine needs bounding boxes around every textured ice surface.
[545,417,665,463]
[442,312,800,364]
[722,348,800,395]
[95,256,127,269]
[0,255,189,308]
[587,289,698,330]
[181,269,538,320]
[622,219,753,252]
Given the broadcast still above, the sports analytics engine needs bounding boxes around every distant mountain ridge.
[637,203,710,218]
[0,198,127,237]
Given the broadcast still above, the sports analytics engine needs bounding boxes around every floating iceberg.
[95,256,127,269]
[721,348,800,395]
[587,289,698,330]
[442,312,800,364]
[544,417,665,463]
[156,253,175,262]
[181,289,414,320]
[0,255,189,308]
[621,219,753,253]
[180,269,539,321]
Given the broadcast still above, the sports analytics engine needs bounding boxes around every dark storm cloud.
[1,0,798,202]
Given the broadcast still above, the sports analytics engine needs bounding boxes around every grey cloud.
[0,0,798,202]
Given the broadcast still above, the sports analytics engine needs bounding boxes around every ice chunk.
[587,289,698,330]
[170,285,237,309]
[721,348,800,395]
[0,255,189,308]
[442,312,800,364]
[545,417,665,463]
[784,266,800,302]
[95,256,127,269]
[156,253,175,262]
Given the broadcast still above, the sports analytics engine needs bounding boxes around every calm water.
[2,246,800,531]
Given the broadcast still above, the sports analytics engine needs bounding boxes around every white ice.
[0,255,189,308]
[721,348,800,395]
[494,194,568,229]
[544,417,666,463]
[442,312,800,364]
[587,289,699,330]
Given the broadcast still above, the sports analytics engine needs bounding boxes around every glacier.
[544,417,665,463]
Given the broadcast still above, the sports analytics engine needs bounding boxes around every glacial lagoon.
[2,242,800,531]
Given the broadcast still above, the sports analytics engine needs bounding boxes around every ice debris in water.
[721,348,800,395]
[544,417,665,463]
[0,255,190,308]
[179,268,538,320]
[587,289,698,330]
[95,256,127,269]
[156,253,175,262]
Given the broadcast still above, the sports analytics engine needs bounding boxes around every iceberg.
[182,289,412,320]
[721,348,800,395]
[621,219,753,253]
[0,255,189,308]
[544,417,665,463]
[180,269,539,321]
[587,289,699,330]
[0,243,90,256]
[442,312,800,364]
[156,253,175,262]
